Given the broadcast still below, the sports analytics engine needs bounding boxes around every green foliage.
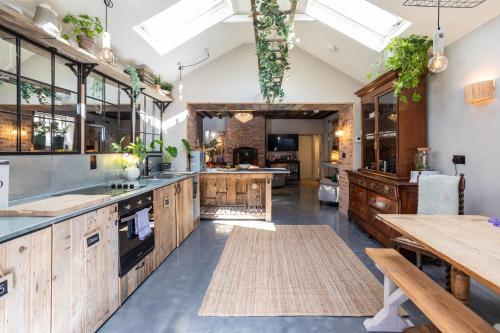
[33,121,50,136]
[124,66,141,102]
[62,14,103,42]
[20,82,62,105]
[150,139,177,163]
[181,139,191,154]
[160,81,174,92]
[380,35,432,103]
[124,137,148,162]
[51,122,70,137]
[110,136,126,153]
[154,75,162,85]
[255,0,296,103]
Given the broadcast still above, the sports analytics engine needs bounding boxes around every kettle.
[33,4,62,36]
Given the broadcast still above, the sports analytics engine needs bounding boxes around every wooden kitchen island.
[200,169,288,221]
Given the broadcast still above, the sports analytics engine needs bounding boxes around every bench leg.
[364,276,414,332]
[451,267,470,303]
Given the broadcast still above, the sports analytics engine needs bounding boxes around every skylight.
[305,0,411,52]
[134,0,235,55]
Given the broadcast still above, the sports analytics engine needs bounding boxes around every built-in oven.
[118,191,155,277]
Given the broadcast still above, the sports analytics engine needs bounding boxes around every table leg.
[265,178,272,222]
[451,267,470,303]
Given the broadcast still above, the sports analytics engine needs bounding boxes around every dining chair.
[390,173,465,291]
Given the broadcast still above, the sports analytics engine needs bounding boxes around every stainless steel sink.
[141,174,182,180]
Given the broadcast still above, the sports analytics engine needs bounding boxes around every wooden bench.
[364,248,496,333]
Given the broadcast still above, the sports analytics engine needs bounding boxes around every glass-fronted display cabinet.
[356,71,427,179]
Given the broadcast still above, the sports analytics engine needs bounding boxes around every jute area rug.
[199,225,386,317]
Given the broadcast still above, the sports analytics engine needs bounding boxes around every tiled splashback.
[4,154,123,200]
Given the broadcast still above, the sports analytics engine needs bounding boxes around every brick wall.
[337,105,354,216]
[225,116,266,166]
[0,112,32,152]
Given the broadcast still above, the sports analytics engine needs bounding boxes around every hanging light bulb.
[99,0,114,63]
[428,0,448,73]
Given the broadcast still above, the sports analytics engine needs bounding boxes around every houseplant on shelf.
[52,123,70,151]
[111,136,147,180]
[151,139,178,171]
[33,120,49,150]
[368,34,432,103]
[62,14,103,52]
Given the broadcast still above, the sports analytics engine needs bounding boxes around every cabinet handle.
[135,262,145,270]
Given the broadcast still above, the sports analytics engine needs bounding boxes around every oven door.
[118,204,155,277]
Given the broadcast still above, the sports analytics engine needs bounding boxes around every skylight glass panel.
[305,0,411,52]
[134,0,235,55]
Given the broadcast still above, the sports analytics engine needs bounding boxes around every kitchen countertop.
[0,172,198,244]
[201,168,290,174]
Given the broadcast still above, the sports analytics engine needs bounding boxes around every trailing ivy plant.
[20,82,62,104]
[255,0,296,103]
[124,66,141,102]
[62,14,103,43]
[370,35,432,103]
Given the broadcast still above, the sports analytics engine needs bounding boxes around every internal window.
[134,0,235,55]
[135,94,162,151]
[305,0,411,51]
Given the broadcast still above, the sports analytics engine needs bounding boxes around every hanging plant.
[369,35,432,103]
[124,65,141,102]
[254,0,296,103]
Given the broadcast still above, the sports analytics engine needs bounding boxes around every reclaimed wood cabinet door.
[153,184,177,268]
[52,204,119,333]
[119,252,155,304]
[0,227,52,333]
[176,178,194,247]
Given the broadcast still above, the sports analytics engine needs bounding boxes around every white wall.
[168,43,363,170]
[427,16,500,216]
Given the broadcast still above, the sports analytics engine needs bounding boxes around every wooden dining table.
[377,214,500,303]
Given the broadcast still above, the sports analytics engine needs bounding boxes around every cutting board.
[0,194,112,217]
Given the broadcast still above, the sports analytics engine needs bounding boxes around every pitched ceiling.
[32,0,500,83]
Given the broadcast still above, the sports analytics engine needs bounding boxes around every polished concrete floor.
[100,185,500,333]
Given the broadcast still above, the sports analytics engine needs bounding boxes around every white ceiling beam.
[224,13,315,23]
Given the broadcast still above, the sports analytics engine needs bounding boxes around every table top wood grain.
[378,214,500,295]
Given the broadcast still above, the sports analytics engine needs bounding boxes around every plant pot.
[161,163,172,172]
[33,134,46,150]
[124,166,140,181]
[77,34,96,53]
[53,135,65,150]
[155,84,161,92]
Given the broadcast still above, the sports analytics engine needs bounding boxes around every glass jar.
[415,147,431,171]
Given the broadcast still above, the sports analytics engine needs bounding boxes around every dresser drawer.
[349,183,367,202]
[349,198,369,221]
[368,208,401,247]
[368,192,398,213]
[366,179,397,199]
[348,173,366,187]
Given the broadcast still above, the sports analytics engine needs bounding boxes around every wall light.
[464,80,496,104]
[334,129,344,137]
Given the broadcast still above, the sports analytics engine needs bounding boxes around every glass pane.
[0,72,17,114]
[118,104,132,130]
[362,101,376,171]
[378,92,397,174]
[144,133,153,148]
[52,120,77,152]
[87,72,103,100]
[103,127,119,153]
[55,56,78,92]
[20,78,53,107]
[120,86,131,105]
[0,111,18,153]
[0,30,16,75]
[85,123,105,153]
[22,115,52,152]
[105,79,119,104]
[55,90,78,118]
[20,41,51,84]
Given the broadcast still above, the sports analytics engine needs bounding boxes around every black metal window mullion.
[50,47,56,152]
[15,34,21,152]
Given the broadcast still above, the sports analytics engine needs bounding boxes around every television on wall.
[267,134,299,151]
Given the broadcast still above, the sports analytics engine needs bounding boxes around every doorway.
[298,134,321,182]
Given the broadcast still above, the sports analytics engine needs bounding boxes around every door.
[153,184,177,268]
[299,135,313,180]
[176,178,194,247]
[0,227,52,332]
[52,204,119,333]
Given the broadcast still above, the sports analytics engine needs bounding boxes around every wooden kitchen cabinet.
[51,204,120,333]
[153,183,177,268]
[119,252,155,304]
[176,178,194,247]
[0,227,52,333]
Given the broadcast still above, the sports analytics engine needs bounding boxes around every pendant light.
[177,49,210,102]
[428,0,448,73]
[234,112,254,123]
[99,0,114,63]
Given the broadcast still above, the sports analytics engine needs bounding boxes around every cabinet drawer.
[368,192,398,213]
[349,183,367,202]
[349,173,366,187]
[368,208,401,247]
[349,198,369,221]
[366,179,397,199]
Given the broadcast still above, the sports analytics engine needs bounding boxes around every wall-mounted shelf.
[0,4,172,103]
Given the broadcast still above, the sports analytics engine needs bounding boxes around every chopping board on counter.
[0,194,112,217]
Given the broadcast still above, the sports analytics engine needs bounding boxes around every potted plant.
[52,123,69,150]
[33,121,49,150]
[111,136,147,180]
[151,139,178,171]
[160,81,174,93]
[62,14,104,53]
[181,138,192,171]
[154,75,162,92]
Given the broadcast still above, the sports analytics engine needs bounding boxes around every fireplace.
[233,147,258,166]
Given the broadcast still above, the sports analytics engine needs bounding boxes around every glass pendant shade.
[234,113,254,123]
[99,32,114,63]
[428,28,448,73]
